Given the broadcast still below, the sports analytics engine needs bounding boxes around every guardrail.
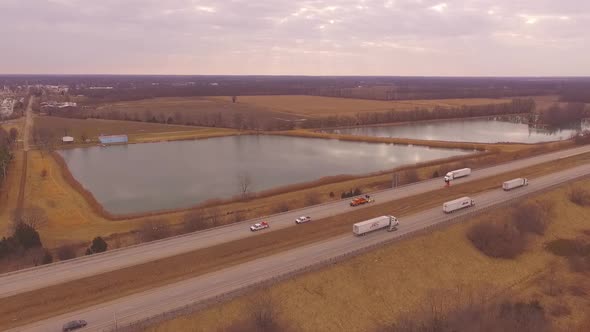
[108,172,590,332]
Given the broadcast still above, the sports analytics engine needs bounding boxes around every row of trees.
[0,128,15,183]
[45,106,297,131]
[301,99,535,128]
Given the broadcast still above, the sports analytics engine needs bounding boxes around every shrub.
[13,222,42,249]
[353,188,362,196]
[467,222,525,258]
[569,187,590,206]
[329,191,335,198]
[57,244,77,261]
[432,170,440,178]
[512,202,551,235]
[88,236,108,254]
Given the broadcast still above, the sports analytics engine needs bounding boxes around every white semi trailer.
[353,215,399,236]
[503,178,529,191]
[443,196,475,213]
[444,168,471,182]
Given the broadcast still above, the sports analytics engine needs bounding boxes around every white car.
[250,221,270,231]
[295,216,312,224]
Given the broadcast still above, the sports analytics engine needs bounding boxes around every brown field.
[1,152,590,331]
[32,116,238,145]
[211,95,512,117]
[93,96,301,122]
[147,179,590,332]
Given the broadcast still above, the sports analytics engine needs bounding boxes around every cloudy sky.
[1,0,588,75]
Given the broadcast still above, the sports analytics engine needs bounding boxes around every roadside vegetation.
[2,154,590,330]
[142,178,590,332]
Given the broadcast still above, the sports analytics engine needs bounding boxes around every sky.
[0,0,589,76]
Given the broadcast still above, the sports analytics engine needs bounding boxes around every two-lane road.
[11,162,590,332]
[1,145,590,298]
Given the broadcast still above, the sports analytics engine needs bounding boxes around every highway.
[10,162,590,332]
[1,145,590,299]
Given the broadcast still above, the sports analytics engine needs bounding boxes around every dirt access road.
[1,144,590,299]
[11,163,590,332]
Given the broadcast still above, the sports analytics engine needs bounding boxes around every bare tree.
[12,207,48,231]
[238,172,252,200]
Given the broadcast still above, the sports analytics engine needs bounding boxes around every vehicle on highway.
[250,221,270,231]
[62,320,87,331]
[350,195,374,207]
[443,196,475,213]
[353,215,399,235]
[295,216,312,224]
[503,178,528,191]
[444,168,471,182]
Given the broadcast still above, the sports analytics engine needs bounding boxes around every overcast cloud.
[0,0,588,75]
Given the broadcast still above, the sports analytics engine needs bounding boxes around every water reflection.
[58,135,471,214]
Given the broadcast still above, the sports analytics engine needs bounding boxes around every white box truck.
[353,215,399,236]
[443,196,475,213]
[503,178,528,191]
[444,168,471,182]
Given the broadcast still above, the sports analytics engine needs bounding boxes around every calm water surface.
[58,135,471,214]
[326,118,590,143]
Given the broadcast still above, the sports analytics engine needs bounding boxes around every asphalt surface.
[1,145,590,300]
[10,162,590,332]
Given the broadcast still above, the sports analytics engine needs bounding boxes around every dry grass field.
[211,95,512,117]
[147,179,590,332]
[1,152,589,330]
[33,116,238,145]
[93,96,301,123]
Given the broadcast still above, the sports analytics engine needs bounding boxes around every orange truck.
[349,196,374,207]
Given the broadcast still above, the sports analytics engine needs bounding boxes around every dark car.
[62,320,87,331]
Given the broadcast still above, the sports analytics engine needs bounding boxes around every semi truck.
[503,178,529,191]
[444,168,471,182]
[353,215,399,236]
[443,196,475,213]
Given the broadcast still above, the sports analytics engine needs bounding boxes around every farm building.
[99,134,128,144]
[62,136,74,143]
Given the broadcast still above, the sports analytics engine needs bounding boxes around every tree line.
[301,99,535,128]
[537,102,589,127]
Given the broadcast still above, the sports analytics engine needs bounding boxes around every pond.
[325,117,590,143]
[58,135,472,214]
